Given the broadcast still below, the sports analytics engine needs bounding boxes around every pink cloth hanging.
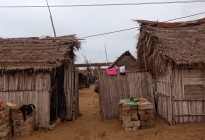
[106,67,119,75]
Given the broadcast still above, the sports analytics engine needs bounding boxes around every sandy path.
[12,85,205,140]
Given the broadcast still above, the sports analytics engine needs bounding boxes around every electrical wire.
[81,11,205,39]
[0,0,205,8]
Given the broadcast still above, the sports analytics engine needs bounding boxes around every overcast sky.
[0,0,205,64]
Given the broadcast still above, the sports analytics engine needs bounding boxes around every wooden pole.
[46,0,57,37]
[104,44,108,64]
[174,114,205,117]
[75,62,112,67]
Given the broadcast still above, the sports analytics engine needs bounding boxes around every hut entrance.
[50,65,80,124]
[50,65,67,124]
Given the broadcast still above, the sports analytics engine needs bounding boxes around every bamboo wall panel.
[0,72,51,125]
[99,72,130,120]
[156,64,172,124]
[184,69,205,78]
[0,72,50,91]
[171,69,205,124]
[0,91,50,125]
[74,69,79,118]
[173,100,205,123]
[172,69,183,99]
[99,66,205,124]
[64,63,74,120]
[184,85,205,99]
[157,68,205,124]
[99,71,153,120]
[183,69,205,100]
[127,72,153,102]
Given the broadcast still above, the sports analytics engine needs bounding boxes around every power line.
[82,27,138,38]
[91,51,105,60]
[81,11,205,39]
[0,1,205,8]
[164,12,205,22]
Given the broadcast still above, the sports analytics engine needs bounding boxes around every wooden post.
[74,69,79,119]
[168,64,173,125]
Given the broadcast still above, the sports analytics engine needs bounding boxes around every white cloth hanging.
[119,66,125,74]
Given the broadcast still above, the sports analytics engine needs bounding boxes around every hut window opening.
[183,69,205,100]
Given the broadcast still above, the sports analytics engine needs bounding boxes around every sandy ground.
[12,85,205,140]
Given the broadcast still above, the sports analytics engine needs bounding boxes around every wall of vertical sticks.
[0,64,79,126]
[156,66,205,125]
[0,72,51,125]
[98,71,154,120]
[99,68,205,124]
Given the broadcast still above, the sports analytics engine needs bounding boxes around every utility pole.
[104,44,108,64]
[46,0,57,37]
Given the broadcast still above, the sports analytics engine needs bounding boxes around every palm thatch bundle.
[0,35,80,72]
[136,18,205,74]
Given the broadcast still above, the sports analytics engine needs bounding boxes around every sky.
[0,0,205,64]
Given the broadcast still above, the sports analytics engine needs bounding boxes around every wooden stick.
[174,99,205,101]
[46,0,57,37]
[174,114,205,117]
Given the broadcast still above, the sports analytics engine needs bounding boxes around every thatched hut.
[108,51,139,71]
[99,51,153,120]
[0,35,80,126]
[136,18,205,124]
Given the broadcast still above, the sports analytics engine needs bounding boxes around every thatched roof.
[136,18,205,74]
[0,35,80,72]
[108,51,139,71]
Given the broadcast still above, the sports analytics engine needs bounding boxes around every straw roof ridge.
[136,18,205,74]
[0,35,81,72]
[109,51,135,66]
[109,51,140,70]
